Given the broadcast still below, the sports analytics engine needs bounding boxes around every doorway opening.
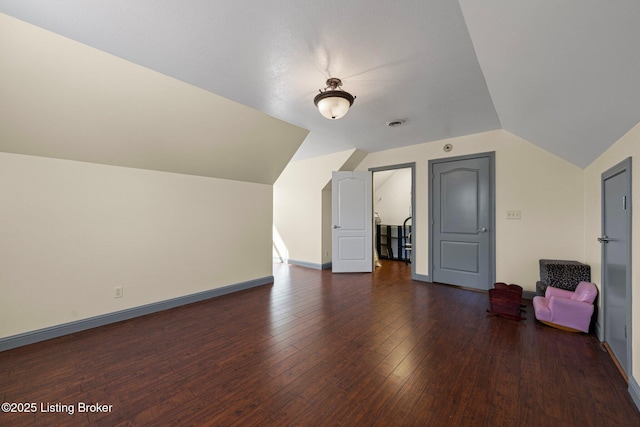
[370,163,416,279]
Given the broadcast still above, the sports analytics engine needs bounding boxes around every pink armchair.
[533,281,597,333]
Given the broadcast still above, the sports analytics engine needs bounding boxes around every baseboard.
[273,258,332,270]
[0,276,273,352]
[596,331,638,412]
[287,259,325,270]
[629,376,640,412]
[595,321,603,341]
[413,273,430,282]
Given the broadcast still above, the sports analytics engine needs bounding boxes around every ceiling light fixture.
[314,78,355,120]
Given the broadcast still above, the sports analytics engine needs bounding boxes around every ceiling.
[1,1,639,170]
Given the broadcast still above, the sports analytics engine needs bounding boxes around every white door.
[332,171,373,272]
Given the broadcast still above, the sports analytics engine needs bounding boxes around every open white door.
[332,171,373,272]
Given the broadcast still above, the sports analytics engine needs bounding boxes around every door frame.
[428,152,496,288]
[369,163,416,279]
[600,157,632,376]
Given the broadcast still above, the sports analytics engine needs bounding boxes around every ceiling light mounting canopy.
[314,78,356,120]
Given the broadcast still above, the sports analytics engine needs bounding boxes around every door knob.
[477,227,487,233]
[333,225,341,229]
[597,235,610,243]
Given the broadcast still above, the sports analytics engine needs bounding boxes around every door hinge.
[623,196,627,210]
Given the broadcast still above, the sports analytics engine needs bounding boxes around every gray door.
[601,158,631,375]
[431,154,493,290]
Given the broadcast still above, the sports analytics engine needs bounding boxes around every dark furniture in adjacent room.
[376,223,411,262]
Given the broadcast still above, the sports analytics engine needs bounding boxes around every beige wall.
[584,120,640,381]
[275,129,585,287]
[0,13,307,186]
[273,149,357,267]
[0,152,273,338]
[357,129,585,289]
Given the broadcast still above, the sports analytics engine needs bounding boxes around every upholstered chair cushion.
[571,281,598,303]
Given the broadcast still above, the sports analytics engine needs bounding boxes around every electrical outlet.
[506,210,521,220]
[114,286,124,298]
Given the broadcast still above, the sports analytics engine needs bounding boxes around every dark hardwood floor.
[1,260,638,426]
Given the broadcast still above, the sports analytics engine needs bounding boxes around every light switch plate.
[507,210,521,220]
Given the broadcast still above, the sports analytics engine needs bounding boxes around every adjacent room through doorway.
[371,164,415,277]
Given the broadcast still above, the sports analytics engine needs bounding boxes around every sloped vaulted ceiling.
[459,0,640,167]
[0,1,639,170]
[0,13,308,184]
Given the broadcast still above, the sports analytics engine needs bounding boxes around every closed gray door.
[601,160,631,375]
[432,156,492,290]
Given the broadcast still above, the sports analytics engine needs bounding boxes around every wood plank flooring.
[1,260,639,426]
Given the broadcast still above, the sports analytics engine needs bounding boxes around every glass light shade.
[314,81,355,120]
[316,95,351,120]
